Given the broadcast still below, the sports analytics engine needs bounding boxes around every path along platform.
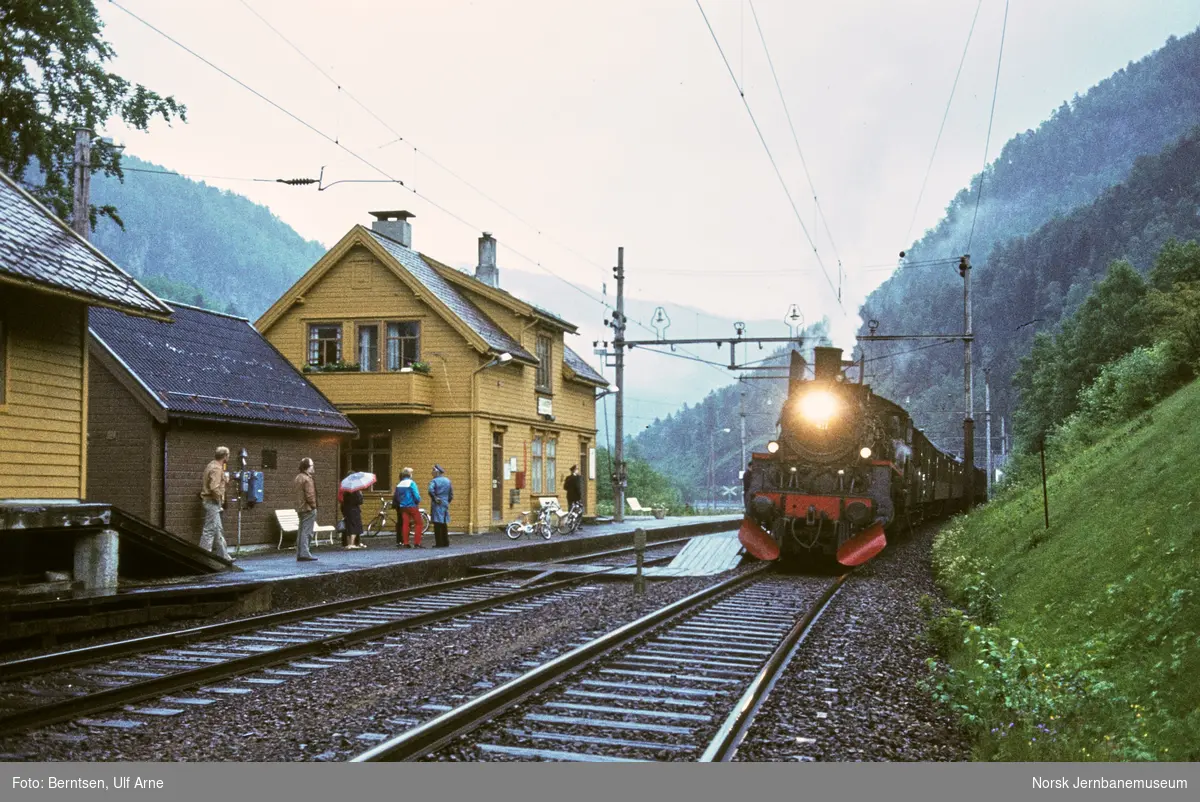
[12,515,740,613]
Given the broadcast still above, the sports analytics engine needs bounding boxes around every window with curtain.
[531,436,543,494]
[386,321,420,370]
[536,335,552,391]
[307,323,342,366]
[358,324,380,371]
[343,431,393,491]
[546,438,557,497]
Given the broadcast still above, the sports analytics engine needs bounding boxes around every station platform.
[0,516,741,648]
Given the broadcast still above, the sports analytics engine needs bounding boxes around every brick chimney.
[476,232,499,288]
[369,210,414,247]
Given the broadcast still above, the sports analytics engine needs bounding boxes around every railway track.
[0,537,692,739]
[354,567,848,762]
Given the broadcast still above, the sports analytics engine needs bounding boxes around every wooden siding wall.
[85,358,159,520]
[163,424,341,546]
[263,246,481,414]
[260,238,598,532]
[0,287,86,499]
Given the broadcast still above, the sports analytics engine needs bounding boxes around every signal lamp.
[766,441,780,454]
[860,447,872,459]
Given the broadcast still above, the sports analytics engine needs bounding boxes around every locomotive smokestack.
[813,346,844,382]
[788,350,808,394]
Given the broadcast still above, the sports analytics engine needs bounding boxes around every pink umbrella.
[340,472,377,492]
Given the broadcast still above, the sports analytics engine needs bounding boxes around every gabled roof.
[367,231,537,362]
[564,344,607,386]
[0,170,171,319]
[423,256,576,333]
[90,303,355,433]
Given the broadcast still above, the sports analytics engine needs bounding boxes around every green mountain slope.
[930,379,1200,760]
[861,27,1200,452]
[90,156,327,317]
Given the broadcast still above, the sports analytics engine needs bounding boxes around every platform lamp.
[236,448,249,557]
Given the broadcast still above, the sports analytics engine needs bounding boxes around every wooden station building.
[257,211,607,532]
[87,303,356,546]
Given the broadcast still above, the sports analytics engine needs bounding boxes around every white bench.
[627,497,665,518]
[275,509,336,550]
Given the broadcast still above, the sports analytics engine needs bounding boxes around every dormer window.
[536,335,552,392]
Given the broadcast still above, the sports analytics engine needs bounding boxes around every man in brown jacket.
[294,457,318,562]
[199,446,231,560]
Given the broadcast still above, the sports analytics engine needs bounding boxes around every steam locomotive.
[739,346,986,568]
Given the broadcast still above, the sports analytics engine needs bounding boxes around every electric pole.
[739,388,747,475]
[961,254,975,510]
[984,367,992,498]
[72,128,92,241]
[612,247,626,523]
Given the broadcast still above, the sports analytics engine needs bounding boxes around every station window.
[386,321,420,370]
[308,323,342,366]
[357,324,380,372]
[536,335,552,391]
[531,436,543,494]
[344,430,393,491]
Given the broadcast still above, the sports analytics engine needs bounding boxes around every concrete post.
[74,528,119,591]
[633,527,646,595]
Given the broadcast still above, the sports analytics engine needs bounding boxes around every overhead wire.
[693,0,842,308]
[114,0,751,390]
[746,0,844,274]
[904,0,985,249]
[967,0,1011,252]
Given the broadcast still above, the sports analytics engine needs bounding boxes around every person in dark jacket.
[340,479,366,550]
[564,465,582,509]
[392,467,423,548]
[428,465,453,548]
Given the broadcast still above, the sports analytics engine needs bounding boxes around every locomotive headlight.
[860,447,872,459]
[798,390,838,426]
[766,440,780,454]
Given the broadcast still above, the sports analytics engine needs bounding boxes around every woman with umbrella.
[339,471,375,550]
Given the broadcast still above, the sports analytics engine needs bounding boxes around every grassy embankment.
[927,380,1200,761]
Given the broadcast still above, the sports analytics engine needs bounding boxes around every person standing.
[294,458,318,562]
[428,465,453,548]
[564,464,582,509]
[393,467,423,548]
[340,478,366,550]
[199,446,231,560]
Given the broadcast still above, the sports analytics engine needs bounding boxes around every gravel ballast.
[732,523,970,762]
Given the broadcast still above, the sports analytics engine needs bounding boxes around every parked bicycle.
[363,498,431,537]
[554,501,584,535]
[505,506,554,540]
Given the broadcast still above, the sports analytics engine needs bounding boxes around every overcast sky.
[98,0,1200,347]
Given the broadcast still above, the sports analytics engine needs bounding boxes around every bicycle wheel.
[364,516,383,537]
[539,520,554,539]
[421,510,431,531]
[505,522,524,540]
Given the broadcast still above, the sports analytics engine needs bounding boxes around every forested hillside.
[860,27,1200,455]
[90,156,327,317]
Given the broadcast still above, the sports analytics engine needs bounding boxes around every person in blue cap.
[428,465,454,548]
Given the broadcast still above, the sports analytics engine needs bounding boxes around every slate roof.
[564,344,607,386]
[0,170,170,318]
[90,303,355,433]
[368,230,537,363]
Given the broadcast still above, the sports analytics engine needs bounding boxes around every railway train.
[739,346,987,568]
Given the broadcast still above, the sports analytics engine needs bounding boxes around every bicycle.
[505,506,554,540]
[554,501,584,535]
[363,498,431,537]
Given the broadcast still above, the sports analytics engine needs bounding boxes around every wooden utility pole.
[72,128,92,240]
[612,247,626,523]
[961,254,975,509]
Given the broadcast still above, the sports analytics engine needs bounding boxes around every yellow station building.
[257,211,607,532]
